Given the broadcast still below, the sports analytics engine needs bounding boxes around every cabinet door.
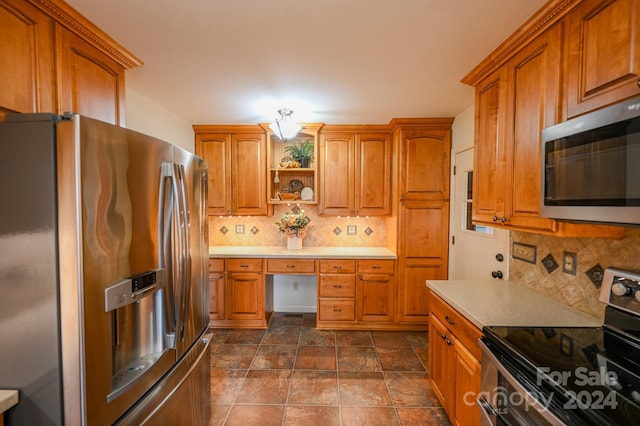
[319,133,355,215]
[428,314,454,414]
[397,200,449,323]
[0,0,55,116]
[472,67,507,225]
[209,271,225,321]
[357,273,394,322]
[231,133,268,215]
[56,26,126,126]
[356,133,391,215]
[566,0,640,118]
[453,340,481,426]
[226,272,264,320]
[197,134,231,215]
[502,26,561,232]
[399,127,451,201]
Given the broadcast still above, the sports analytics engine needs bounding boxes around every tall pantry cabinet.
[388,118,453,324]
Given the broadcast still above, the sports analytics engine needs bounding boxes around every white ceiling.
[65,0,547,125]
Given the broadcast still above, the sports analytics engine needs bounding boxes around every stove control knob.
[612,282,632,297]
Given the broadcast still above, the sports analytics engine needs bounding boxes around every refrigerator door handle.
[159,162,179,349]
[174,163,191,343]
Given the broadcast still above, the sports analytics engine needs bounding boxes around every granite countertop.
[209,246,397,259]
[0,390,18,414]
[427,279,603,330]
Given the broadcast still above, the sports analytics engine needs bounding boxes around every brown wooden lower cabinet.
[208,256,427,331]
[429,291,481,426]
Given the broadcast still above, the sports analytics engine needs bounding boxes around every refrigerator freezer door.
[57,115,178,424]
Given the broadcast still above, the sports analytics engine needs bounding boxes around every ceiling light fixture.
[269,108,301,141]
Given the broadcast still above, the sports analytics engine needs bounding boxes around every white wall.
[125,86,195,152]
[273,275,317,313]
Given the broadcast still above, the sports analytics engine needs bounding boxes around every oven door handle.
[477,396,499,426]
[479,340,567,426]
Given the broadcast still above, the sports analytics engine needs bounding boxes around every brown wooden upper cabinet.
[194,126,270,216]
[0,0,140,124]
[395,123,451,201]
[462,0,627,238]
[565,0,640,118]
[318,128,391,216]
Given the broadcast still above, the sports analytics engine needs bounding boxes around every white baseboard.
[273,305,317,313]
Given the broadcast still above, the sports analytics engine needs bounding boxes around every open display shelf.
[263,123,321,205]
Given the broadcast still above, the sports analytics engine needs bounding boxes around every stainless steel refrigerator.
[0,113,211,425]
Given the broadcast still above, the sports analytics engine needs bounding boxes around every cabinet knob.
[637,79,640,88]
[444,315,455,325]
[441,333,447,340]
[492,216,498,222]
[491,270,504,279]
[446,340,454,346]
[501,216,508,223]
[495,253,504,262]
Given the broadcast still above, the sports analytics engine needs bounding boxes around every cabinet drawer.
[319,275,356,298]
[227,258,263,273]
[208,258,225,272]
[358,259,394,274]
[318,299,355,321]
[430,292,482,359]
[267,259,316,274]
[319,259,356,274]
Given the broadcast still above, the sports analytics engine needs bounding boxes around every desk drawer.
[318,299,355,321]
[267,259,316,274]
[319,260,356,274]
[227,258,263,273]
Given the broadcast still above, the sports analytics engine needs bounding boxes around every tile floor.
[209,313,451,426]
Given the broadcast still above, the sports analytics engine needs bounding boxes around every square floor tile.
[235,370,292,404]
[210,369,247,404]
[395,407,451,425]
[371,331,410,346]
[262,326,301,345]
[250,344,297,369]
[225,329,266,344]
[376,346,425,371]
[288,370,339,405]
[224,404,284,426]
[295,345,337,370]
[283,405,340,426]
[335,330,373,346]
[384,371,440,407]
[299,327,336,346]
[337,346,380,372]
[338,371,392,406]
[341,406,398,425]
[210,344,258,369]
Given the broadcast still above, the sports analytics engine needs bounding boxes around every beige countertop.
[427,279,602,330]
[0,390,18,414]
[209,246,397,259]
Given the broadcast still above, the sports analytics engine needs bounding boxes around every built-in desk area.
[208,246,414,330]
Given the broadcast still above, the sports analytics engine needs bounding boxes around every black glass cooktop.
[483,322,640,425]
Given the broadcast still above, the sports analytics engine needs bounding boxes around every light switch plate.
[347,225,357,235]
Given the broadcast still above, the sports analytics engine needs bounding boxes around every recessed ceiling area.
[65,0,547,125]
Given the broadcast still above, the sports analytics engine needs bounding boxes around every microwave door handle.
[479,340,566,426]
[175,164,191,342]
[159,162,178,349]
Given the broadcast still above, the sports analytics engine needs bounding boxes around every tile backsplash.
[509,227,640,320]
[209,204,387,247]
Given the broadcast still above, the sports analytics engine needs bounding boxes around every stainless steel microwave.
[541,96,640,226]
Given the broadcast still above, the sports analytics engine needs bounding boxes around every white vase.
[287,236,302,250]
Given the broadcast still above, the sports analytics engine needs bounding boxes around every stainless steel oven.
[478,268,640,426]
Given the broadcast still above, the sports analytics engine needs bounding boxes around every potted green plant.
[283,140,314,168]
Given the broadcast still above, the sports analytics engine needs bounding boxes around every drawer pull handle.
[333,285,342,288]
[240,264,249,268]
[446,340,453,346]
[332,265,343,269]
[287,264,296,268]
[441,334,447,340]
[333,308,342,312]
[445,315,455,325]
[372,265,381,269]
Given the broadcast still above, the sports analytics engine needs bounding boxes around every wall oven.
[477,268,640,425]
[541,96,640,225]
